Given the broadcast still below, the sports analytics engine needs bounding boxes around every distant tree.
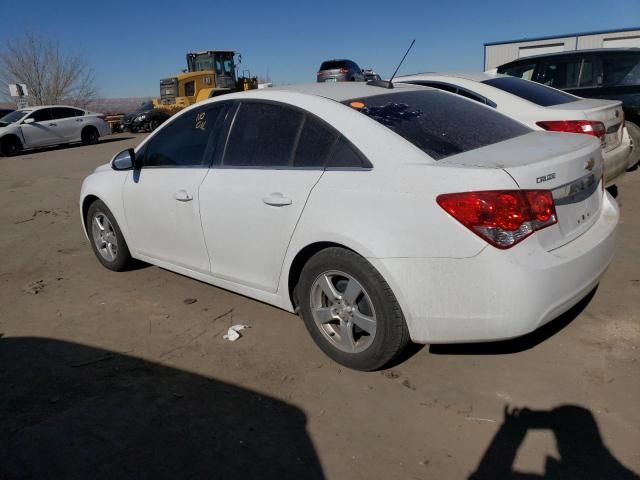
[0,32,97,108]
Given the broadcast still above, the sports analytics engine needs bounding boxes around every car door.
[52,107,84,142]
[19,108,59,147]
[122,103,228,273]
[199,101,337,292]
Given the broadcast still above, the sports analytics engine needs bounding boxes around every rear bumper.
[603,129,632,186]
[371,193,619,344]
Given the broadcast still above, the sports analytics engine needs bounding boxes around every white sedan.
[0,105,111,156]
[395,73,633,187]
[80,83,619,370]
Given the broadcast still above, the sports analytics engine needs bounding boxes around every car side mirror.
[111,148,137,171]
[23,118,34,124]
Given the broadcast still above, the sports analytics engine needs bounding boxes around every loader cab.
[186,50,237,90]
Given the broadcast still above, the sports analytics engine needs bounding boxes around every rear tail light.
[436,190,557,249]
[339,68,349,74]
[536,120,606,144]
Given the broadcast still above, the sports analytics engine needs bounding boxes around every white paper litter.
[223,324,250,342]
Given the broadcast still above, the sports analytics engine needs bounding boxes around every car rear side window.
[603,53,640,86]
[346,90,529,160]
[144,105,224,167]
[482,76,577,107]
[326,136,368,168]
[223,102,304,167]
[50,107,81,120]
[293,116,338,167]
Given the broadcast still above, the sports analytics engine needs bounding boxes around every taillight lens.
[339,68,349,74]
[436,190,557,249]
[536,120,606,143]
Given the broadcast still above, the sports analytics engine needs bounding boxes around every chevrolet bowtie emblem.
[585,158,595,171]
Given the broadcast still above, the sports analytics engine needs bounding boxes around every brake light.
[339,68,349,74]
[436,190,557,249]
[536,120,606,142]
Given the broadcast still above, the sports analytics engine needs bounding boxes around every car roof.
[19,105,86,110]
[269,82,428,101]
[500,48,640,64]
[396,72,506,83]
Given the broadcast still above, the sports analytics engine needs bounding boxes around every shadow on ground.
[0,337,324,480]
[469,405,639,479]
[429,287,597,356]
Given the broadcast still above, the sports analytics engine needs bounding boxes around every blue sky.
[1,0,638,97]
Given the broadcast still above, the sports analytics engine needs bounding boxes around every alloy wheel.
[309,270,377,353]
[91,212,118,262]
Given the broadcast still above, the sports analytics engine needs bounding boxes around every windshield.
[0,109,29,126]
[345,90,530,160]
[482,76,577,107]
[135,102,154,113]
[214,53,234,75]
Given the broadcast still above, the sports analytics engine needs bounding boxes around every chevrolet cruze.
[80,82,619,370]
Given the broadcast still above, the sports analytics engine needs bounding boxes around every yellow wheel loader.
[153,50,258,112]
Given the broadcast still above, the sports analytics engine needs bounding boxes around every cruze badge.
[536,173,556,183]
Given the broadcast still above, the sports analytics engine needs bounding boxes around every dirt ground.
[1,133,639,479]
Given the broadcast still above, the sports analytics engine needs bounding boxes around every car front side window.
[144,104,226,168]
[27,109,52,123]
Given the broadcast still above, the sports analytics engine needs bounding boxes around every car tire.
[86,199,133,272]
[298,247,411,371]
[0,135,22,156]
[149,119,160,132]
[81,126,99,146]
[626,121,640,171]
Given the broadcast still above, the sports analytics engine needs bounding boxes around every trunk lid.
[440,131,604,251]
[547,98,624,152]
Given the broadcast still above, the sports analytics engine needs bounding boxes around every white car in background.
[0,105,110,156]
[80,83,618,370]
[395,73,633,187]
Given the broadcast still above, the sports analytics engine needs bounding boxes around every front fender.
[79,168,129,242]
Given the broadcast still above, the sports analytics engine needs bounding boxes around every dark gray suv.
[317,59,365,83]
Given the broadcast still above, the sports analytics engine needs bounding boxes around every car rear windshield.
[482,76,577,107]
[345,90,530,160]
[320,60,347,70]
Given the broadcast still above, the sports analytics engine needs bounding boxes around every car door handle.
[48,123,57,127]
[76,118,83,122]
[263,192,292,207]
[174,190,194,202]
